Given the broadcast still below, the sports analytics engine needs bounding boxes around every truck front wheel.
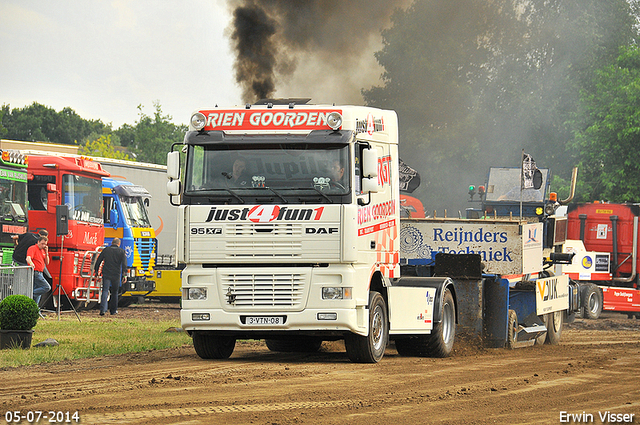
[344,291,388,363]
[544,311,563,345]
[192,332,236,359]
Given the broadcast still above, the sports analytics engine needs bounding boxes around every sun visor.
[114,184,151,198]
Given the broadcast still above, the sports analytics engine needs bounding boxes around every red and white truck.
[167,101,579,362]
[559,202,640,319]
[27,155,108,309]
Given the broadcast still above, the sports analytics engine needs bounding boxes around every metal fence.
[0,265,34,300]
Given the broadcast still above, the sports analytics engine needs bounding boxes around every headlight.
[326,112,342,130]
[186,287,207,300]
[322,287,352,300]
[191,112,206,131]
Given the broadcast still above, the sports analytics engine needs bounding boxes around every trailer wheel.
[344,291,388,363]
[582,284,603,320]
[506,310,518,349]
[424,288,456,357]
[265,337,323,353]
[192,332,236,359]
[544,311,563,345]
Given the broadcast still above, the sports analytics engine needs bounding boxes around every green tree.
[570,45,640,202]
[0,102,110,144]
[114,102,186,165]
[78,134,132,160]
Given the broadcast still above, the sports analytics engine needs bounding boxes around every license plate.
[246,316,284,325]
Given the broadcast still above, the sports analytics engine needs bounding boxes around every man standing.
[26,235,51,308]
[95,238,127,316]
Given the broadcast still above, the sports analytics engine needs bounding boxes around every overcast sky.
[0,0,242,128]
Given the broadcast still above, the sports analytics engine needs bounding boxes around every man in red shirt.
[26,235,51,307]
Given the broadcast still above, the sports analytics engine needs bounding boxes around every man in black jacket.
[95,238,127,316]
[13,229,49,266]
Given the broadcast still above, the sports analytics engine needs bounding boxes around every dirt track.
[1,307,639,425]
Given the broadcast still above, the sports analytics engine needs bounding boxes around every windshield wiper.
[308,187,333,203]
[188,187,245,203]
[259,187,288,203]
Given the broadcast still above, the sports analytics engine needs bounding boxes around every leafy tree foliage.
[1,102,110,145]
[0,101,186,166]
[363,0,638,212]
[570,46,640,202]
[78,135,132,161]
[113,103,187,165]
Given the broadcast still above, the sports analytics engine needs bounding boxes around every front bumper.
[181,306,368,338]
[122,277,156,294]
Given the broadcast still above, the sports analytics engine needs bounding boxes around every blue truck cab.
[102,177,156,299]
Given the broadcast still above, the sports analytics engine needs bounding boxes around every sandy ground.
[1,304,639,425]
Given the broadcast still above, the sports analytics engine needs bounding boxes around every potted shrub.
[0,295,39,349]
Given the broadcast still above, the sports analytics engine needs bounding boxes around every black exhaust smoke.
[228,0,410,103]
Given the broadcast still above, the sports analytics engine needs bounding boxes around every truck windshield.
[63,175,103,224]
[184,143,350,203]
[120,196,152,228]
[0,171,27,222]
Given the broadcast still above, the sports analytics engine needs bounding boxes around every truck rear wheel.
[544,311,563,345]
[265,337,323,353]
[192,332,236,359]
[395,288,456,357]
[582,284,603,320]
[425,288,456,357]
[344,291,388,363]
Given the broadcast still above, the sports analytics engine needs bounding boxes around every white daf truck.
[167,101,579,363]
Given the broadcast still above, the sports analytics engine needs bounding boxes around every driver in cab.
[223,157,249,187]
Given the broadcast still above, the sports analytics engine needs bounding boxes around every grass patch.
[0,315,191,368]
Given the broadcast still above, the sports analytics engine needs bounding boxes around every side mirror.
[167,151,180,180]
[167,180,181,196]
[110,209,119,228]
[362,177,379,194]
[362,148,378,178]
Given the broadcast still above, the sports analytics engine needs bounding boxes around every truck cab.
[27,155,108,308]
[102,177,156,300]
[168,103,451,363]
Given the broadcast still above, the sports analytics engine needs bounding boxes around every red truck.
[561,202,640,319]
[27,155,109,309]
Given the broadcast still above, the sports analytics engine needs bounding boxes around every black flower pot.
[0,329,34,349]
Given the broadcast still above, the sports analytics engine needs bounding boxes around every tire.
[582,284,603,320]
[506,310,518,349]
[544,311,563,345]
[344,291,388,363]
[192,332,236,359]
[424,288,456,357]
[265,337,323,353]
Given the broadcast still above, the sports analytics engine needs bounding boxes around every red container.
[567,203,640,278]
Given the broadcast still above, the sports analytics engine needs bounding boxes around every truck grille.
[220,272,305,309]
[133,238,156,273]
